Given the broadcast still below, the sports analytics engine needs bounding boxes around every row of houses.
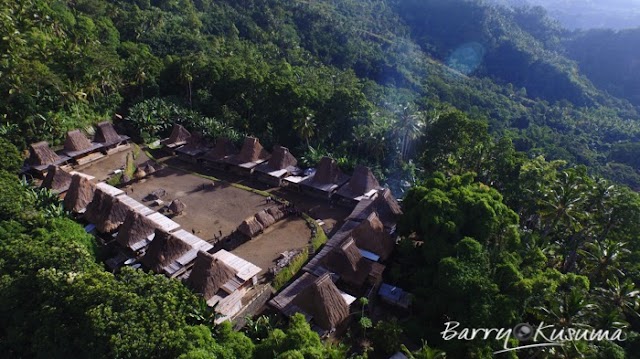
[269,188,407,334]
[162,125,382,206]
[23,121,130,177]
[42,154,263,323]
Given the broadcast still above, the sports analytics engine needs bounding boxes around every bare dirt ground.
[75,145,147,182]
[232,217,311,277]
[124,166,271,241]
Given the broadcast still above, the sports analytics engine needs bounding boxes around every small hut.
[141,163,156,174]
[168,199,186,215]
[27,141,70,175]
[116,210,159,251]
[300,157,350,199]
[335,165,381,206]
[162,124,191,152]
[186,251,236,300]
[291,273,350,331]
[255,145,302,186]
[41,165,72,193]
[238,217,264,238]
[133,166,147,180]
[351,212,395,261]
[266,206,286,221]
[64,174,96,213]
[255,210,276,228]
[141,229,191,273]
[94,121,129,152]
[62,130,103,164]
[200,137,238,167]
[226,136,270,175]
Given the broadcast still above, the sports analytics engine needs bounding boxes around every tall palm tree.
[293,112,316,148]
[393,104,424,161]
[578,239,630,283]
[595,277,640,319]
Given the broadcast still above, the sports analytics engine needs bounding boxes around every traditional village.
[22,121,411,335]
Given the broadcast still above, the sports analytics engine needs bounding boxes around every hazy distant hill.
[491,0,640,29]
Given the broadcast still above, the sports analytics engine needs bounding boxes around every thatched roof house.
[84,189,132,233]
[255,210,276,228]
[186,251,236,300]
[227,136,270,166]
[255,146,301,185]
[351,212,395,261]
[348,188,402,231]
[63,129,102,157]
[141,229,192,273]
[176,132,209,157]
[238,217,264,237]
[291,273,351,330]
[116,210,159,250]
[41,165,72,193]
[64,174,96,213]
[267,206,285,221]
[336,165,381,201]
[201,137,238,162]
[323,238,384,287]
[94,121,128,146]
[268,145,298,170]
[162,124,191,148]
[169,199,186,215]
[27,141,69,169]
[300,157,349,196]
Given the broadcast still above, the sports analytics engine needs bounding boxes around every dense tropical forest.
[2,0,640,357]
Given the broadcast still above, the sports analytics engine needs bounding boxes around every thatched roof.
[235,136,269,163]
[116,210,159,248]
[292,273,349,330]
[64,174,96,213]
[169,199,186,214]
[255,210,276,228]
[202,137,238,161]
[313,157,343,184]
[337,165,380,198]
[238,217,263,237]
[352,212,394,261]
[63,130,93,152]
[28,141,61,166]
[323,238,370,286]
[41,165,72,193]
[85,189,131,233]
[166,124,191,145]
[94,121,123,144]
[134,167,147,180]
[348,188,403,228]
[186,251,236,300]
[266,206,285,221]
[141,229,191,273]
[267,145,297,170]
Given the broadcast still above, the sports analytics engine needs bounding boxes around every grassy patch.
[311,226,328,252]
[272,248,309,291]
[124,153,136,178]
[131,143,141,159]
[107,173,122,186]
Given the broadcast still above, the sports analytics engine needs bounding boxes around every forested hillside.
[3,0,640,357]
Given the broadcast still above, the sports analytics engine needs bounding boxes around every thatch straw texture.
[28,141,61,166]
[266,206,285,221]
[203,137,237,161]
[63,130,92,152]
[236,136,269,163]
[349,189,403,228]
[116,210,159,248]
[324,238,369,286]
[255,210,276,228]
[338,165,380,197]
[85,189,131,233]
[352,212,394,261]
[64,174,96,213]
[142,229,191,273]
[166,124,191,145]
[238,217,263,237]
[169,199,186,214]
[292,273,349,330]
[186,251,236,300]
[94,121,122,144]
[267,145,297,170]
[41,165,72,192]
[313,157,342,184]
